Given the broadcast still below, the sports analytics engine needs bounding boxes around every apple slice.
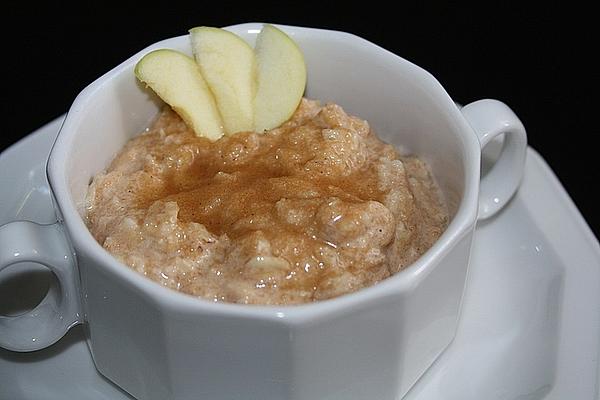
[134,49,224,141]
[190,27,256,135]
[254,24,307,133]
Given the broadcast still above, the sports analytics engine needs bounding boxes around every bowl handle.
[461,99,528,219]
[0,221,81,351]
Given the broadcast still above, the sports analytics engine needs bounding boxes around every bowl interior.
[61,24,469,226]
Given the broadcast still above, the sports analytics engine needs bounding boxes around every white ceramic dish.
[0,117,598,399]
[0,24,530,400]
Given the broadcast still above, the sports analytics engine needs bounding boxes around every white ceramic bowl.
[0,23,526,400]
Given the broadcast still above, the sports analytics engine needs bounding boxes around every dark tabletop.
[3,4,597,238]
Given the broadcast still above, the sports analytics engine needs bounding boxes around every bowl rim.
[46,22,480,324]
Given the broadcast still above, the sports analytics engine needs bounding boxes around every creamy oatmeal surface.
[85,99,448,305]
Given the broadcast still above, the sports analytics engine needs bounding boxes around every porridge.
[84,99,448,305]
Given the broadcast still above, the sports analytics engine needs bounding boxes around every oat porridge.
[84,99,448,305]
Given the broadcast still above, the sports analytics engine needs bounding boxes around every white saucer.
[1,116,599,400]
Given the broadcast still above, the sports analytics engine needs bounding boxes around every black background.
[3,4,598,238]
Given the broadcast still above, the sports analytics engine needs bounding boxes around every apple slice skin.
[254,24,307,133]
[134,49,224,141]
[190,27,256,136]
